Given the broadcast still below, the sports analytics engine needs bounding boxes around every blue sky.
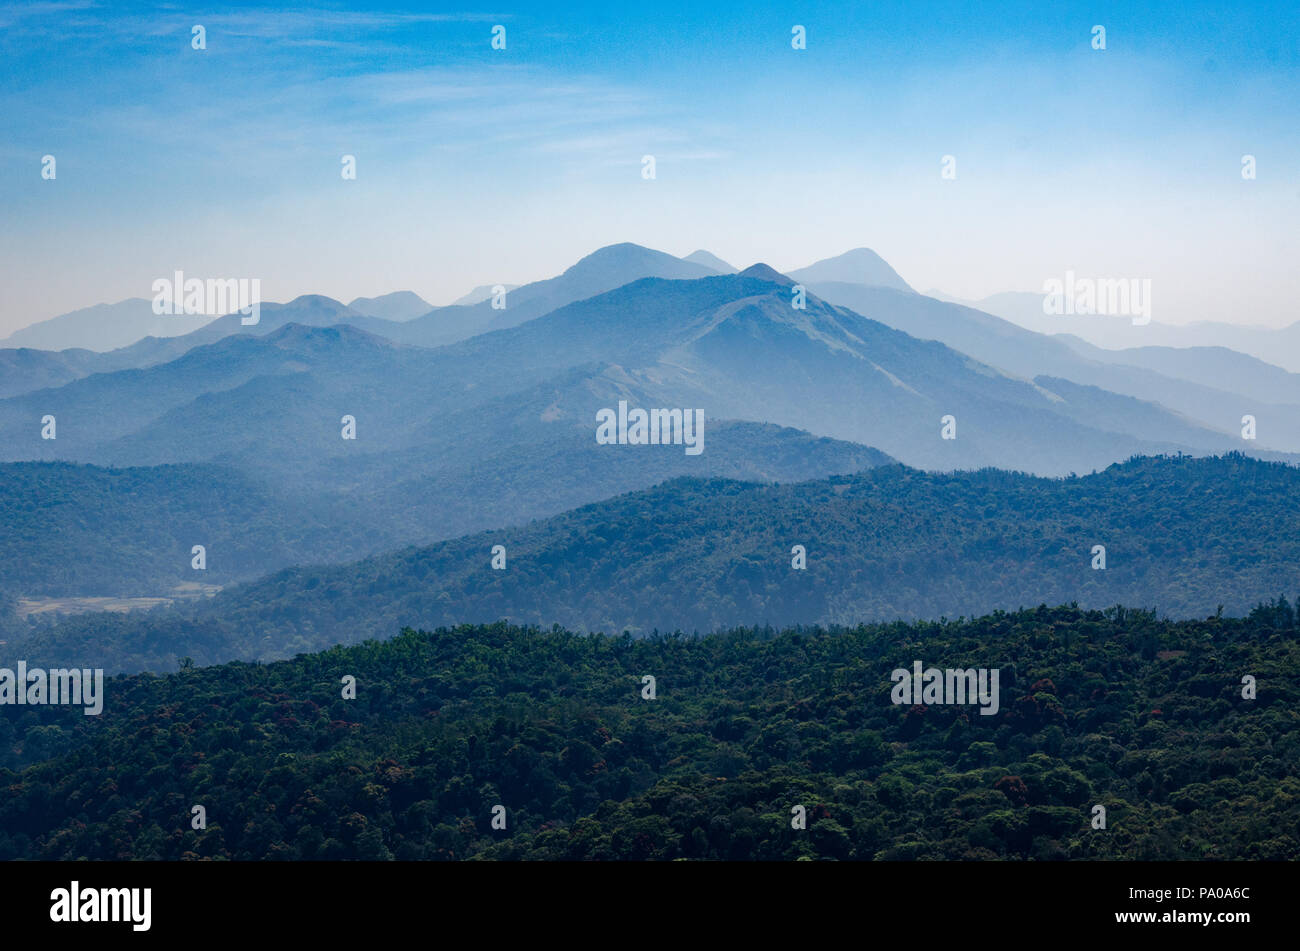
[1,0,1297,335]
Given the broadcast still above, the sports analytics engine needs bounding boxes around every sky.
[1,0,1298,336]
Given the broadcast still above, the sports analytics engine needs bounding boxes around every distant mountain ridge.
[1,244,907,364]
[788,248,914,293]
[937,289,1300,373]
[451,284,521,306]
[346,291,432,321]
[0,269,1272,478]
[811,283,1300,453]
[2,299,216,353]
[683,249,737,273]
[383,242,721,346]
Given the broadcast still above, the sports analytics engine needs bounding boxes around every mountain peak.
[569,242,663,267]
[551,242,718,287]
[788,248,914,293]
[738,263,794,285]
[684,249,738,273]
[278,294,353,312]
[346,290,432,322]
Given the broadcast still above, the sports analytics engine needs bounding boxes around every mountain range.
[811,283,1300,453]
[10,268,1266,482]
[4,241,1299,674]
[934,289,1300,374]
[0,299,215,353]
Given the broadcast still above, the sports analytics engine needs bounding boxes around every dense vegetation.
[0,603,1296,860]
[10,452,1300,675]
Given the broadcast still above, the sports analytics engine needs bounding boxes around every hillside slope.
[12,453,1300,674]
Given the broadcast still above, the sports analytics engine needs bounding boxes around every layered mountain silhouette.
[940,289,1300,373]
[0,416,890,600]
[0,295,405,400]
[0,347,101,398]
[13,453,1300,675]
[0,244,724,390]
[810,282,1300,452]
[8,245,1294,455]
[1,298,215,353]
[4,241,1298,653]
[385,242,720,345]
[1,263,1273,478]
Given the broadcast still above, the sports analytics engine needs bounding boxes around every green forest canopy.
[2,602,1296,860]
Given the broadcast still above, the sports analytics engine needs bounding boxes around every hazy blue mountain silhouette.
[789,248,914,293]
[2,298,215,352]
[684,249,738,273]
[346,291,432,321]
[1,272,1263,477]
[942,288,1300,372]
[811,282,1300,452]
[0,347,101,398]
[0,411,894,599]
[386,242,720,346]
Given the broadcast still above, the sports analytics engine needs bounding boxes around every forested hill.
[0,422,892,599]
[1,604,1296,860]
[10,452,1300,675]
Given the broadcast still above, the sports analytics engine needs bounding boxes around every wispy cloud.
[0,3,505,38]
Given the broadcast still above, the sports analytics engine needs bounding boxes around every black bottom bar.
[3,860,1276,939]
